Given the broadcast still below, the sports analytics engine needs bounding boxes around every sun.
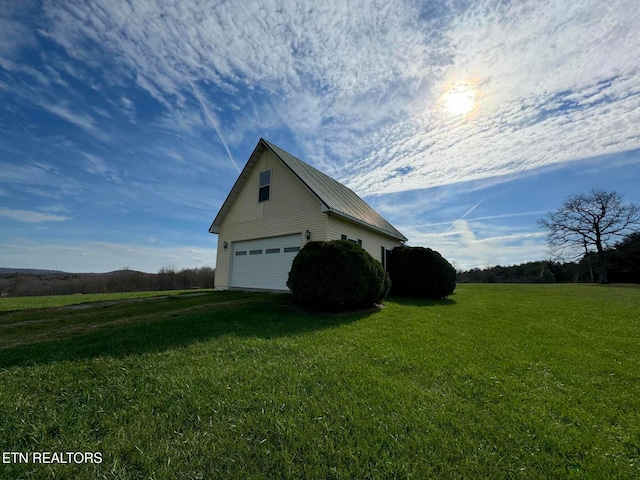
[442,84,477,116]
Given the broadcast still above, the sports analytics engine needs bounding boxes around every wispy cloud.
[345,0,640,195]
[0,2,623,183]
[42,102,97,132]
[0,2,38,59]
[31,0,638,194]
[465,211,549,223]
[117,96,136,123]
[0,66,108,141]
[40,0,441,157]
[2,0,639,274]
[0,207,70,223]
[82,152,121,183]
[402,219,548,270]
[0,162,62,185]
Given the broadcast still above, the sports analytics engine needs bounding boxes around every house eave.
[324,209,408,242]
[208,140,268,234]
[208,138,408,244]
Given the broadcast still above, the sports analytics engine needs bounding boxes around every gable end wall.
[215,150,327,289]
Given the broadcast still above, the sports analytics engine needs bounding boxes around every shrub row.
[287,241,456,311]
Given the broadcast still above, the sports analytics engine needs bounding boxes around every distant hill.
[0,267,215,296]
[0,268,150,276]
[103,269,148,276]
[0,268,67,275]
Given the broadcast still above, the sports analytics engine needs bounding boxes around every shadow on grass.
[387,294,457,307]
[0,293,377,368]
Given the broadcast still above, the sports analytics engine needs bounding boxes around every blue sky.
[1,0,639,273]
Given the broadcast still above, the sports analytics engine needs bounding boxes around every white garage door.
[230,234,302,290]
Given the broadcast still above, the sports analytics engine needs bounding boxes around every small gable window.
[259,170,271,202]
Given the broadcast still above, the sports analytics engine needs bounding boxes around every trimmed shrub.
[287,240,391,310]
[387,246,456,298]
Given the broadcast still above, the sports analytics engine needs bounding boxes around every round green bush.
[287,240,391,310]
[387,246,456,298]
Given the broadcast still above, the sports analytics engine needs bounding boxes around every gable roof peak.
[210,138,407,242]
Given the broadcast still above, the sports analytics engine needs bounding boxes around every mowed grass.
[0,289,216,312]
[0,285,639,479]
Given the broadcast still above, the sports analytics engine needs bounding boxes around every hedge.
[287,240,390,310]
[387,246,456,298]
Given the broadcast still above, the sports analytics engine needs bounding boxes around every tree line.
[2,190,637,294]
[458,231,640,284]
[460,189,640,284]
[0,267,215,297]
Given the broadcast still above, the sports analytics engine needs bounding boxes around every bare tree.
[538,189,640,283]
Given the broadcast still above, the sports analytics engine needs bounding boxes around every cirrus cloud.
[0,207,70,223]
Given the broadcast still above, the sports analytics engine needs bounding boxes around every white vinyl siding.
[214,149,328,290]
[327,215,402,264]
[213,148,404,290]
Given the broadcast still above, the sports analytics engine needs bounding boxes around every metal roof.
[209,138,407,242]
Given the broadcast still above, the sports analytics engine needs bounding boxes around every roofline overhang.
[208,139,269,234]
[323,207,408,242]
[265,141,407,242]
[261,140,328,207]
[209,138,408,243]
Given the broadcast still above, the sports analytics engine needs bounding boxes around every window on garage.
[381,246,391,269]
[341,234,361,246]
[259,170,271,202]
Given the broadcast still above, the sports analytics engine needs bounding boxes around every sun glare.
[443,84,476,116]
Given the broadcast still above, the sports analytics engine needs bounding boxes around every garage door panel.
[230,235,301,290]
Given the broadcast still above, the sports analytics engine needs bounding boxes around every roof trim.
[325,209,407,240]
[208,140,267,234]
[209,138,408,242]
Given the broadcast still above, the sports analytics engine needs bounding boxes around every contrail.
[442,199,484,234]
[461,200,483,219]
[187,79,241,173]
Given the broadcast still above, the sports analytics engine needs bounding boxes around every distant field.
[0,289,215,312]
[0,284,638,479]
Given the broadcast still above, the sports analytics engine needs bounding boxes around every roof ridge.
[262,139,407,241]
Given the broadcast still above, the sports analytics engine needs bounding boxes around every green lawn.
[0,289,216,312]
[0,284,639,479]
